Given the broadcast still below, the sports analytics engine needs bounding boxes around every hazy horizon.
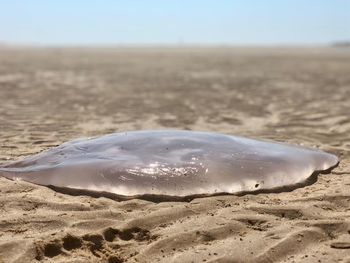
[1,0,349,46]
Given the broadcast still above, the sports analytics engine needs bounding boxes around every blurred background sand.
[0,47,349,262]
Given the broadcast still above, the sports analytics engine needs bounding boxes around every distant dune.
[332,41,350,47]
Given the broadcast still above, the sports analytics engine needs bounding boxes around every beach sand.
[0,47,349,263]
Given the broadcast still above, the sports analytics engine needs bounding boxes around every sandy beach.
[0,47,349,263]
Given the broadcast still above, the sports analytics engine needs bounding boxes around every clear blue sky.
[0,0,349,45]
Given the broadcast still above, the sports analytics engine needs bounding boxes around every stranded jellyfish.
[0,130,338,200]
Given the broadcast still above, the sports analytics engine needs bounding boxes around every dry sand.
[0,47,349,263]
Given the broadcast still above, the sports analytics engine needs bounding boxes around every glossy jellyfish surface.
[0,130,338,199]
